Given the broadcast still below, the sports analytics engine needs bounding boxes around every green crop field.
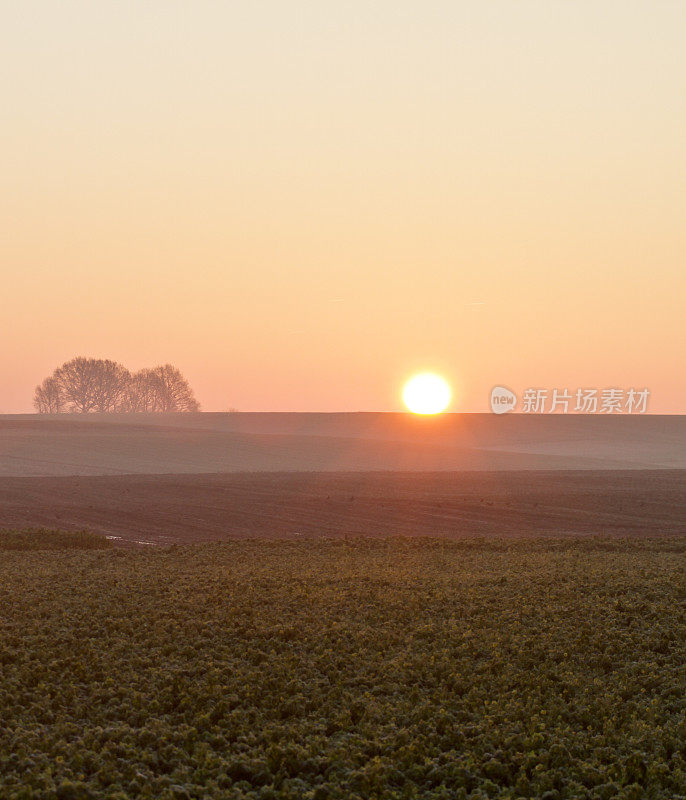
[0,533,684,800]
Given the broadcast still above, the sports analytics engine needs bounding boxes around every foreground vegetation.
[0,535,684,799]
[0,528,112,551]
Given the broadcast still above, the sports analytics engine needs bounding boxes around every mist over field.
[2,412,685,476]
[0,413,684,547]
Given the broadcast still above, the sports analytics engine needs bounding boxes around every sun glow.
[403,373,452,415]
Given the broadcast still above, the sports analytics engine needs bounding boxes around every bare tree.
[34,358,200,413]
[145,364,200,412]
[52,358,99,413]
[89,360,131,412]
[53,357,130,413]
[33,376,65,413]
[120,369,157,412]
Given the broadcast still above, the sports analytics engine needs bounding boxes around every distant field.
[1,413,684,543]
[1,413,685,476]
[0,470,684,545]
[0,536,683,799]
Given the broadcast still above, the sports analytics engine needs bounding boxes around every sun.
[403,373,452,415]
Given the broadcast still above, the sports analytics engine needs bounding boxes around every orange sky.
[2,2,685,412]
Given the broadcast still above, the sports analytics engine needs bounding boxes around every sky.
[2,1,685,412]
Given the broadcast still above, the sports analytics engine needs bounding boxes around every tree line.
[34,357,200,413]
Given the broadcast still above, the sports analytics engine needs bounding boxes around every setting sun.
[403,373,452,415]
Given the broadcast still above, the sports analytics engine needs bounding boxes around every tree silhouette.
[33,376,65,414]
[34,358,200,413]
[145,365,200,412]
[50,358,130,413]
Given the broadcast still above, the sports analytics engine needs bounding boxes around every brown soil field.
[0,470,683,545]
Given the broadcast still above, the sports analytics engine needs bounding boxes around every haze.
[3,1,685,412]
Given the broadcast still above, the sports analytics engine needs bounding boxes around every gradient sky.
[3,1,685,412]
